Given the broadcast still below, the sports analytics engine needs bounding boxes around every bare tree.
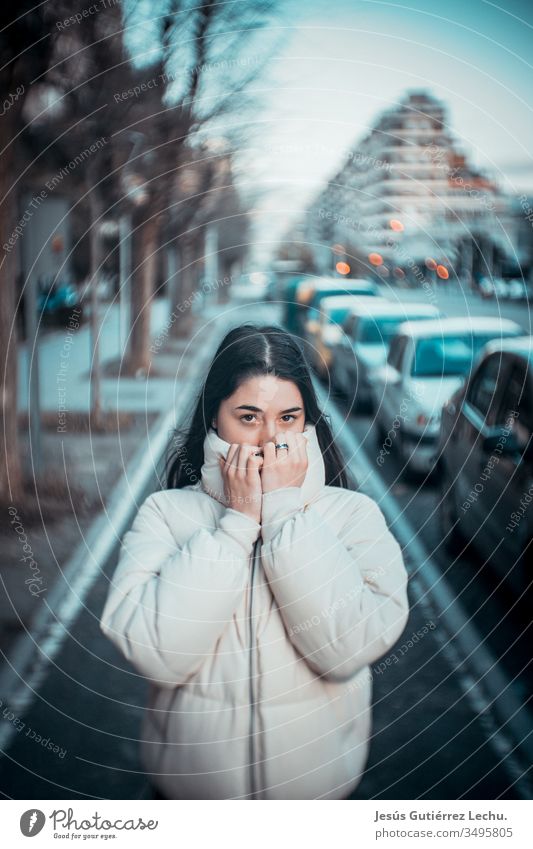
[38,2,139,419]
[119,0,279,369]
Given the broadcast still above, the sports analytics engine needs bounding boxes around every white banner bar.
[2,799,532,847]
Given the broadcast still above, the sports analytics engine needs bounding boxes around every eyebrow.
[234,405,303,414]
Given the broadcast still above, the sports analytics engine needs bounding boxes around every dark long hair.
[164,323,353,490]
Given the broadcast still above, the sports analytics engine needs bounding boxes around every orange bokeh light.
[336,261,351,276]
[389,219,404,232]
[368,252,383,266]
[425,258,437,271]
[51,234,64,253]
[436,265,449,280]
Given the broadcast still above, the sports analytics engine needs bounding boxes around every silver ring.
[275,442,289,450]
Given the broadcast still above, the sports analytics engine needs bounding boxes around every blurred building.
[302,90,529,287]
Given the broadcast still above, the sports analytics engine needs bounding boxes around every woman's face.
[213,375,306,446]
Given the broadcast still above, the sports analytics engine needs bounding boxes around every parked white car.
[507,279,533,301]
[477,277,495,299]
[310,294,386,378]
[493,278,509,299]
[230,271,271,300]
[371,317,523,475]
[332,300,440,410]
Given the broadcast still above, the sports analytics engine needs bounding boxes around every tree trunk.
[166,240,179,314]
[218,261,231,303]
[127,214,158,374]
[173,233,198,340]
[0,106,24,504]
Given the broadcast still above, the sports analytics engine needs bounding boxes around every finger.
[282,431,296,448]
[224,443,239,466]
[247,451,263,474]
[283,433,300,482]
[284,433,306,485]
[297,436,309,475]
[295,432,308,462]
[262,441,275,455]
[242,446,263,484]
[223,444,240,477]
[236,443,259,476]
[234,443,249,475]
[262,440,277,470]
[275,431,290,461]
[280,431,296,461]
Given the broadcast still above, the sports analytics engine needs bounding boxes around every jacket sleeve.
[260,487,409,681]
[99,491,260,688]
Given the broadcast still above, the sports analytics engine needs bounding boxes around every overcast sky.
[227,0,533,262]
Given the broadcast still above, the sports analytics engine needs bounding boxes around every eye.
[281,414,296,422]
[240,414,257,423]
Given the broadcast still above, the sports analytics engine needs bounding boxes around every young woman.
[100,323,409,800]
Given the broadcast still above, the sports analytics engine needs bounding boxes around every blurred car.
[306,294,381,378]
[507,279,533,301]
[282,274,311,334]
[300,276,380,350]
[477,276,495,299]
[493,278,509,299]
[438,336,533,590]
[78,273,115,302]
[38,277,83,326]
[266,261,304,302]
[372,317,523,476]
[332,300,441,411]
[230,271,271,300]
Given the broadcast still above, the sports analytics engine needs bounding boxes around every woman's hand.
[260,431,308,494]
[219,443,263,524]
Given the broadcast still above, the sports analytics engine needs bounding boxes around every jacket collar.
[199,423,326,507]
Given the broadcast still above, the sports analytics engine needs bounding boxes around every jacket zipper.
[248,537,260,799]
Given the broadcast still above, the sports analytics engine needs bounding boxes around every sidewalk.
[17,296,172,413]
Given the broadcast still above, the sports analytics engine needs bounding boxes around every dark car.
[281,275,311,334]
[298,276,380,350]
[38,276,84,327]
[372,317,523,476]
[438,336,533,592]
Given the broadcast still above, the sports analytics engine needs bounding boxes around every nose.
[259,423,277,446]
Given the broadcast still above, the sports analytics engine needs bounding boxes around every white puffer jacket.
[100,424,409,799]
